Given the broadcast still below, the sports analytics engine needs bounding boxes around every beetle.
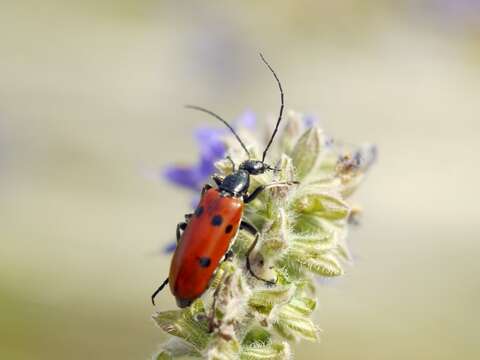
[151,53,296,307]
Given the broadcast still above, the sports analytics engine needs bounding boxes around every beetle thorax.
[219,170,250,196]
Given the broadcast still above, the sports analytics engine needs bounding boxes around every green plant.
[153,111,376,359]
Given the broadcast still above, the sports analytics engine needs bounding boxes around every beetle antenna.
[259,53,284,163]
[185,105,250,159]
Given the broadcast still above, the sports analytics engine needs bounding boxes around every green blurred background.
[1,1,479,359]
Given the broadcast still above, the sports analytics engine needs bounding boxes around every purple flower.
[413,0,480,29]
[352,143,378,171]
[163,110,256,193]
[163,128,225,192]
[237,110,256,131]
[303,114,317,128]
[437,0,480,18]
[163,242,178,254]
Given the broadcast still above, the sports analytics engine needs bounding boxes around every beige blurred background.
[1,1,479,359]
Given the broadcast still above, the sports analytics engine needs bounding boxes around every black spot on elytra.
[211,214,223,226]
[225,224,233,234]
[194,206,204,217]
[198,257,211,268]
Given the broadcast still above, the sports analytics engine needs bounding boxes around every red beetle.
[152,54,294,307]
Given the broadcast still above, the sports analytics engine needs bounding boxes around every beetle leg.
[223,250,234,261]
[240,220,258,236]
[243,181,300,203]
[201,183,212,195]
[245,233,276,285]
[212,175,224,187]
[176,221,188,243]
[240,221,276,285]
[151,278,169,305]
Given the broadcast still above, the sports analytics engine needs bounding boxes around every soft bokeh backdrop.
[1,1,479,359]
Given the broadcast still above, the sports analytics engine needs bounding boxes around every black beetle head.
[239,160,276,175]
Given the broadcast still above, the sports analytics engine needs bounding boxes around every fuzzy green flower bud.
[290,127,324,179]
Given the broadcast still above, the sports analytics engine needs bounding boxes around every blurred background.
[1,1,479,359]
